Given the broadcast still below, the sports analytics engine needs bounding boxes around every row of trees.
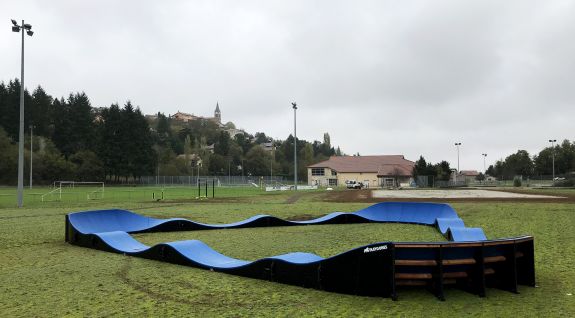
[411,140,575,185]
[411,156,452,186]
[0,79,341,184]
[486,140,575,179]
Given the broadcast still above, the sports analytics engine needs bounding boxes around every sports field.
[1,187,574,317]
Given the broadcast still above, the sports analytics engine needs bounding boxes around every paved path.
[372,189,563,199]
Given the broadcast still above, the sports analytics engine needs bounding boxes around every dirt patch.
[116,257,212,305]
[372,189,562,199]
[321,189,575,204]
[285,193,304,204]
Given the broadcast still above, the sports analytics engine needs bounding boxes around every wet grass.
[0,189,574,317]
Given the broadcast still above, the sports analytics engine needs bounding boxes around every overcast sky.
[1,0,574,171]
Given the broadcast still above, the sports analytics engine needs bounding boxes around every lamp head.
[291,102,297,109]
[11,19,18,26]
[23,23,32,30]
[12,25,20,32]
[26,30,33,36]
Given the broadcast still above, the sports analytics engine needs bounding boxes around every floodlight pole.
[549,139,556,180]
[30,125,33,189]
[454,142,461,184]
[12,19,33,208]
[292,103,298,190]
[270,139,274,184]
[482,153,487,174]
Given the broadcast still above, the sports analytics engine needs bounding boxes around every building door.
[383,178,395,187]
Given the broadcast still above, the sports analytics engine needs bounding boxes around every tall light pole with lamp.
[454,142,461,183]
[11,19,34,207]
[269,139,275,184]
[482,153,487,174]
[549,139,556,181]
[292,102,298,190]
[30,125,34,189]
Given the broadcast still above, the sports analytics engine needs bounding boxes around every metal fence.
[416,174,569,188]
[138,175,287,187]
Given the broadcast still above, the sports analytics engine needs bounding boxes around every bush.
[513,178,522,187]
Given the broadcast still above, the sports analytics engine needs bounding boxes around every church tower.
[214,102,221,123]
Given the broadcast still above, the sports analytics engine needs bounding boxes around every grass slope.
[0,189,574,317]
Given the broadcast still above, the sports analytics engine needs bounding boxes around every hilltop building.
[171,102,222,124]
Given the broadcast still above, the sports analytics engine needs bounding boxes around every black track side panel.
[434,246,445,301]
[516,239,536,287]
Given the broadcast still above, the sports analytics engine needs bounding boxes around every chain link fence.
[138,175,287,187]
[416,175,570,188]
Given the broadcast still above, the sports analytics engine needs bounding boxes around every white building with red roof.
[307,155,415,188]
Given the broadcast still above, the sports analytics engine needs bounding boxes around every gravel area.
[371,189,563,199]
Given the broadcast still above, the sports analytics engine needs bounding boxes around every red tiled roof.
[308,155,414,175]
[460,170,480,176]
[377,164,413,177]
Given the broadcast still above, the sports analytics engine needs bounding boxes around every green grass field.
[1,187,574,317]
[0,185,271,209]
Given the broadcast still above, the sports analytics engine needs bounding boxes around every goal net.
[42,181,105,202]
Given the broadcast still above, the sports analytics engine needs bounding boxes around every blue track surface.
[66,202,535,299]
[68,202,487,269]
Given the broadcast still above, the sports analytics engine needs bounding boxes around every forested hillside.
[0,79,341,184]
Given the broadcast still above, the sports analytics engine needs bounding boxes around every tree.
[434,161,451,181]
[413,156,428,178]
[53,92,95,157]
[128,106,156,179]
[214,131,230,156]
[320,133,335,156]
[32,139,76,182]
[96,104,123,180]
[254,132,269,144]
[534,140,575,175]
[504,150,534,177]
[0,79,31,139]
[486,165,496,177]
[69,150,104,181]
[476,172,485,181]
[245,146,272,176]
[208,153,227,175]
[0,127,18,184]
[184,135,192,163]
[30,86,54,137]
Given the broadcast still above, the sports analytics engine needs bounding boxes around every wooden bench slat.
[484,255,506,263]
[395,260,437,266]
[396,280,428,286]
[395,273,432,279]
[443,258,476,265]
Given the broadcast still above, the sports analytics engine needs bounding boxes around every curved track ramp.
[66,202,535,300]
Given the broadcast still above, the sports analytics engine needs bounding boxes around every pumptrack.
[66,202,535,300]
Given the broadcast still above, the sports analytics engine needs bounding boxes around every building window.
[311,168,325,176]
[331,170,337,176]
[328,179,338,186]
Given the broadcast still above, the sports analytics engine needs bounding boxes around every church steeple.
[214,102,221,123]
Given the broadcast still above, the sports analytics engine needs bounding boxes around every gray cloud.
[2,0,574,171]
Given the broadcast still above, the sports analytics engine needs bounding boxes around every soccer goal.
[41,181,105,202]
